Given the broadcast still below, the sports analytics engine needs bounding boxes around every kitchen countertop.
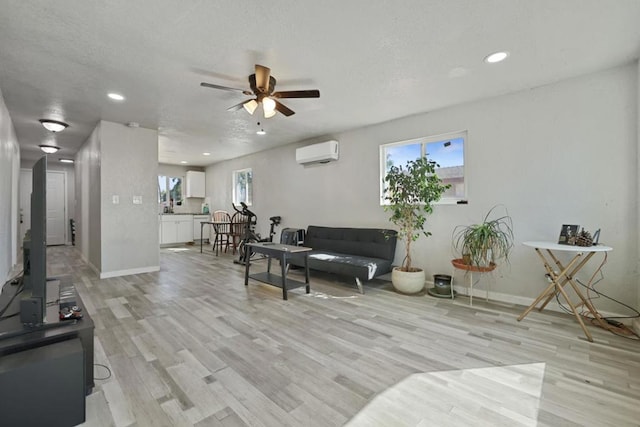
[160,212,209,216]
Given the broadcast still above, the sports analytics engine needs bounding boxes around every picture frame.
[558,224,580,245]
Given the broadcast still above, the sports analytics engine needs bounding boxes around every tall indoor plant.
[384,157,450,293]
[452,205,514,268]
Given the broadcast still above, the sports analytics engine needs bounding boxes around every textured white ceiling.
[1,0,639,166]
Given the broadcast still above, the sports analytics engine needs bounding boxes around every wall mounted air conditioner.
[295,140,339,165]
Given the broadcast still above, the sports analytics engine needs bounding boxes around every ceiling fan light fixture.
[243,99,258,115]
[39,119,69,132]
[262,97,276,114]
[39,144,60,154]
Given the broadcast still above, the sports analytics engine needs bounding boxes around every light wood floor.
[44,245,640,426]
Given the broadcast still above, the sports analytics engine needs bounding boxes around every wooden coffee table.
[244,242,312,300]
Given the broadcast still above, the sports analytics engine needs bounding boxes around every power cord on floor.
[94,363,112,381]
[548,252,639,340]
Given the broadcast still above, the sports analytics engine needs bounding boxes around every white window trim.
[158,174,185,204]
[379,130,467,205]
[232,167,253,206]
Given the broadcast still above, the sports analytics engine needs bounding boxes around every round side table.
[451,258,496,306]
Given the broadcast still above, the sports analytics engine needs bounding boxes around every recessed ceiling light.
[108,93,125,101]
[484,51,509,64]
[203,152,211,156]
[39,144,60,154]
[180,160,188,164]
[59,158,74,163]
[39,119,69,132]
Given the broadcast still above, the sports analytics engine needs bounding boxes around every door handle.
[20,213,23,224]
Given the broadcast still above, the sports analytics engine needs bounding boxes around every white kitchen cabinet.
[193,215,210,242]
[185,171,205,198]
[160,215,194,244]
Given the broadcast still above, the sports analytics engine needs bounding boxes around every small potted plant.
[384,157,450,294]
[452,205,514,268]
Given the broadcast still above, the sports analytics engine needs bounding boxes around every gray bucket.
[429,274,453,297]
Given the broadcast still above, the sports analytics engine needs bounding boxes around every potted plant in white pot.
[384,156,450,294]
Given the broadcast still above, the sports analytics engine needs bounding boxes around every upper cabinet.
[185,171,205,198]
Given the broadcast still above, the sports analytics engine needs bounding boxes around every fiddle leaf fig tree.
[384,157,450,272]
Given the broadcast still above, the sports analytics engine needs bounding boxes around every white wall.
[206,63,638,312]
[75,124,101,271]
[0,89,20,281]
[100,121,159,277]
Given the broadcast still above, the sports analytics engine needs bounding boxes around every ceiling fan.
[200,64,320,118]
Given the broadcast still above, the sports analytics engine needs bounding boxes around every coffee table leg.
[281,253,288,300]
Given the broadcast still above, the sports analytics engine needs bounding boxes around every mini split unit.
[295,140,339,165]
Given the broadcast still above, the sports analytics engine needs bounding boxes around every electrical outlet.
[112,195,119,204]
[133,196,142,204]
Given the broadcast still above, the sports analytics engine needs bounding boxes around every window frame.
[158,175,184,205]
[380,130,467,205]
[232,168,253,206]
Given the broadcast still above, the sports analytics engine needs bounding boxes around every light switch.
[112,195,119,204]
[133,196,142,204]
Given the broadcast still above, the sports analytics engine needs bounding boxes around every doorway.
[19,168,67,246]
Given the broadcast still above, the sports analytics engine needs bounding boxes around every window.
[233,168,253,206]
[158,175,183,205]
[380,131,466,204]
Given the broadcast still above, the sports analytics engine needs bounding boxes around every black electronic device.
[20,156,47,325]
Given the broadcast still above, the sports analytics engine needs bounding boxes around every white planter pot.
[391,267,425,294]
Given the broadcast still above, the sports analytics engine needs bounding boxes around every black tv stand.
[0,276,94,425]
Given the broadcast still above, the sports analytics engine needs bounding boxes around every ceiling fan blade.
[255,64,271,93]
[200,82,252,96]
[226,101,248,112]
[274,100,295,117]
[272,90,320,99]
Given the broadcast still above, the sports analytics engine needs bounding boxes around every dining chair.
[211,210,231,255]
[229,211,249,255]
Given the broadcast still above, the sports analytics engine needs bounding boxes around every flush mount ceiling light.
[39,144,60,154]
[59,158,74,163]
[484,51,509,64]
[108,92,125,101]
[180,160,188,164]
[202,152,211,156]
[39,119,69,133]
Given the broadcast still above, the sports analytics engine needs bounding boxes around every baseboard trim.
[422,280,631,320]
[99,265,160,279]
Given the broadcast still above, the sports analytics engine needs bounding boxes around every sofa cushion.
[305,226,397,261]
[292,250,393,281]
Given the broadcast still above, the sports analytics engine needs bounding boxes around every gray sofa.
[290,225,398,293]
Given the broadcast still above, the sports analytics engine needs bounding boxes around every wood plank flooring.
[43,245,640,426]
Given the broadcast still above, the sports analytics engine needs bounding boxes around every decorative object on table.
[557,224,579,245]
[383,156,450,294]
[452,205,514,268]
[575,228,594,246]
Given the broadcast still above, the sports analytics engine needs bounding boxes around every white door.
[19,169,32,244]
[46,171,66,246]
